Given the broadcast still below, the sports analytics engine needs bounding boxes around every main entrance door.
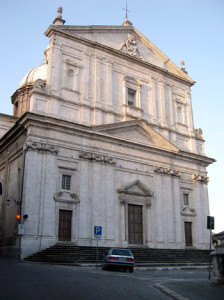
[184,222,193,247]
[128,204,143,244]
[58,210,72,241]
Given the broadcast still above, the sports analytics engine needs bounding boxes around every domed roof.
[18,47,49,89]
[18,63,48,89]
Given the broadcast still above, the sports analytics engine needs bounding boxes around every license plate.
[117,257,126,261]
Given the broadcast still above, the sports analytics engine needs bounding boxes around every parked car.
[102,248,134,272]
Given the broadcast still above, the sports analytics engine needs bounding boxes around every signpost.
[94,226,102,269]
[207,216,215,280]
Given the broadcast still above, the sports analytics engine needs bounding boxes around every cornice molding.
[0,112,215,167]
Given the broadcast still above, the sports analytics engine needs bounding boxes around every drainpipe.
[18,124,27,261]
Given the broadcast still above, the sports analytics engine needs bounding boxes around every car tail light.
[109,256,117,260]
[128,258,134,262]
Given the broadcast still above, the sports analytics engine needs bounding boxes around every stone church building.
[0,8,215,259]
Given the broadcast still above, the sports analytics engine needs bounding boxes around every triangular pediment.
[117,180,153,196]
[93,120,179,152]
[46,24,194,84]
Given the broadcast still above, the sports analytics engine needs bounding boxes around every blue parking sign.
[94,226,102,238]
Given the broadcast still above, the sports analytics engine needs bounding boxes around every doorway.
[58,210,72,241]
[128,204,143,244]
[184,222,193,247]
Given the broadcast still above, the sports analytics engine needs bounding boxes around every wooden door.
[128,204,143,244]
[58,210,72,241]
[184,222,193,247]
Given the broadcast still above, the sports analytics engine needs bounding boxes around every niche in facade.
[63,58,81,92]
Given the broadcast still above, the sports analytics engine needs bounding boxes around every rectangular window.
[183,193,189,206]
[62,174,71,190]
[128,88,136,106]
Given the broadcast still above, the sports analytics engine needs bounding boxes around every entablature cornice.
[3,112,214,168]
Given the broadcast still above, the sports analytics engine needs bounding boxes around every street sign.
[18,224,25,235]
[207,216,215,230]
[94,226,102,238]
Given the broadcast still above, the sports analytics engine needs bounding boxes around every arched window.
[66,69,74,90]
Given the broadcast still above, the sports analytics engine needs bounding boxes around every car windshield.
[111,249,132,256]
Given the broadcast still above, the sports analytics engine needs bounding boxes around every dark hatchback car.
[102,248,134,272]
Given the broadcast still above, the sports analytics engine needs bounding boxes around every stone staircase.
[24,244,109,264]
[24,243,211,267]
[131,248,211,267]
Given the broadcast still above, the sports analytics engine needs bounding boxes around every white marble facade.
[0,9,215,259]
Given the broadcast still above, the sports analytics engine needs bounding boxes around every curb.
[154,282,189,300]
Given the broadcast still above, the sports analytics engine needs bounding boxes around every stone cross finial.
[122,1,133,26]
[57,7,63,19]
[123,1,130,19]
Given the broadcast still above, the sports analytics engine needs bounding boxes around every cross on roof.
[123,1,131,19]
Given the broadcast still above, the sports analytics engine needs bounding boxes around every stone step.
[24,244,211,265]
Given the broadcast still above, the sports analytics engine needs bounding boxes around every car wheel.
[102,264,105,270]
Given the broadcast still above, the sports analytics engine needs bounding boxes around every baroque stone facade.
[0,9,215,259]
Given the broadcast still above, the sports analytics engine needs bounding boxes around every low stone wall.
[211,244,224,285]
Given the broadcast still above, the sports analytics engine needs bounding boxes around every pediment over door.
[117,180,153,207]
[180,207,197,217]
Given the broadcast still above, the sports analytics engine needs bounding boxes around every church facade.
[0,9,215,259]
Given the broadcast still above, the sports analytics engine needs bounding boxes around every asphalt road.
[0,259,223,300]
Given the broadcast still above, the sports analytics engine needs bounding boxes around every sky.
[1,0,223,233]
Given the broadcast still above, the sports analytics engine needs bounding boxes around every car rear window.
[112,249,132,256]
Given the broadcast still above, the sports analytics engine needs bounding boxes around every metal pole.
[209,228,212,280]
[96,238,99,269]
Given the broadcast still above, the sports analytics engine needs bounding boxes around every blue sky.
[1,0,223,233]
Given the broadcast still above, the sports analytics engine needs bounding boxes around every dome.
[18,46,49,89]
[18,63,48,89]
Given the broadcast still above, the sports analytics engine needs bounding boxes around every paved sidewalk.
[154,278,224,300]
